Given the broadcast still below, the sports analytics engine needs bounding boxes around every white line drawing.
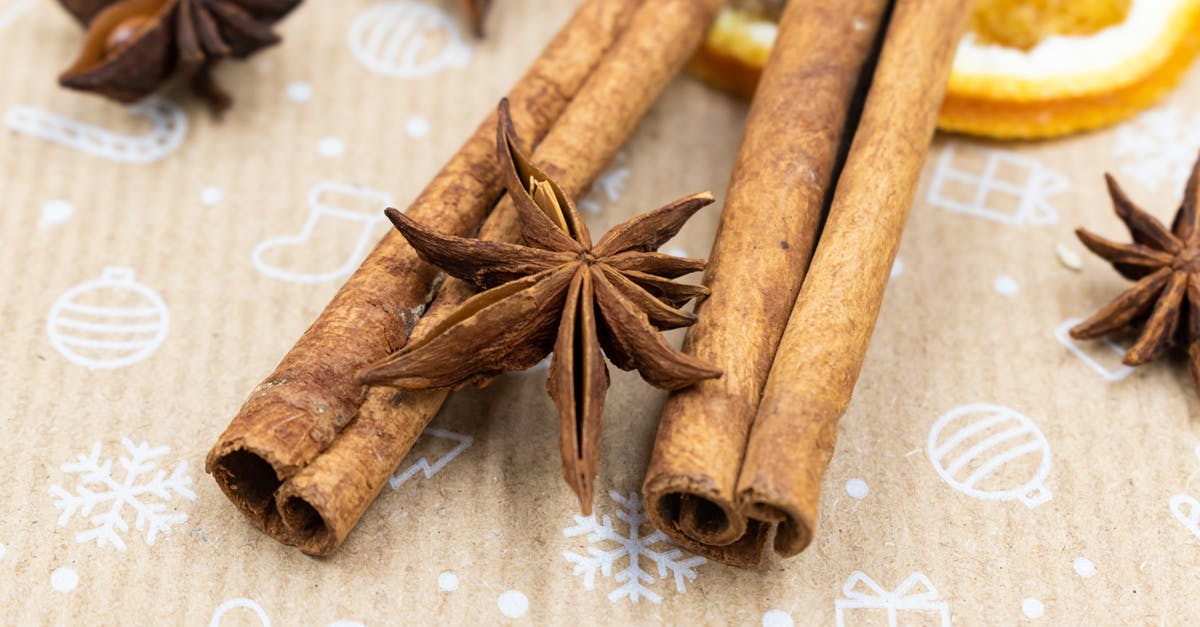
[6,95,187,163]
[50,567,79,593]
[927,144,1066,226]
[1113,106,1200,194]
[581,154,630,214]
[210,598,270,627]
[389,428,473,489]
[348,1,471,78]
[47,267,169,370]
[834,571,950,627]
[0,0,35,31]
[252,181,393,284]
[928,403,1052,508]
[1055,318,1134,382]
[40,199,75,229]
[50,438,196,552]
[497,590,529,618]
[1170,494,1200,542]
[563,490,705,604]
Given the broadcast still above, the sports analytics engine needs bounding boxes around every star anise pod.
[357,100,722,513]
[1071,151,1200,394]
[459,0,491,37]
[57,0,301,110]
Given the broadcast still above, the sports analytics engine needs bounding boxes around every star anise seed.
[58,0,301,110]
[356,99,722,514]
[1071,150,1200,394]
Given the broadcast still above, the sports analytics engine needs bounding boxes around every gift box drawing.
[835,571,950,627]
[926,143,1065,227]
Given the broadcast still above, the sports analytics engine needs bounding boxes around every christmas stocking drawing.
[252,181,394,284]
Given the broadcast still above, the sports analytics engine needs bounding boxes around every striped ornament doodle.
[348,1,472,78]
[928,403,1053,508]
[47,267,169,370]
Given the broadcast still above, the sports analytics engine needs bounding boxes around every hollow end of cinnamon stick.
[644,479,771,569]
[643,474,743,547]
[677,494,736,545]
[207,447,285,534]
[277,493,337,556]
[736,490,814,558]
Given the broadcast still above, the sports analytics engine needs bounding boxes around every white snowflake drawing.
[562,490,705,603]
[1113,106,1200,194]
[50,438,197,551]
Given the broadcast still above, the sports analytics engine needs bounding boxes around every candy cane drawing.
[6,95,187,163]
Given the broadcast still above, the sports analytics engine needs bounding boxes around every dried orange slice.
[690,0,1200,139]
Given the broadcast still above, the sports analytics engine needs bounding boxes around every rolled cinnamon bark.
[643,0,890,567]
[258,0,728,555]
[206,0,643,538]
[737,0,969,559]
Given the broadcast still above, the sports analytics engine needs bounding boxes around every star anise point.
[358,99,721,512]
[57,0,301,109]
[1075,151,1200,397]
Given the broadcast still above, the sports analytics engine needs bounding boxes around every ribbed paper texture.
[2,0,1199,623]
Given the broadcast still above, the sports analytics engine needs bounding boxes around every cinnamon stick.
[737,0,969,559]
[644,0,971,568]
[643,0,891,567]
[240,0,727,555]
[206,0,643,538]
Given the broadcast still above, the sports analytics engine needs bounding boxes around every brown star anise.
[58,0,301,110]
[459,0,491,37]
[1071,151,1200,393]
[356,100,722,513]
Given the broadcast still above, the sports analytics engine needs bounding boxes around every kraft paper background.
[2,0,1200,624]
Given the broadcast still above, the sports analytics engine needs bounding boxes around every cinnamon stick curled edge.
[644,0,970,568]
[642,0,889,567]
[210,0,728,555]
[738,0,970,559]
[207,0,643,543]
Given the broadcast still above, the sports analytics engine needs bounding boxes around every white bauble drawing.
[928,403,1052,508]
[6,95,187,163]
[47,267,169,370]
[348,1,472,78]
[210,598,270,627]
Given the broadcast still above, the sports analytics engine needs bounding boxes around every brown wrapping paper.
[7,0,1200,622]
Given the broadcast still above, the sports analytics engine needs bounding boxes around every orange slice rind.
[689,0,1200,139]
